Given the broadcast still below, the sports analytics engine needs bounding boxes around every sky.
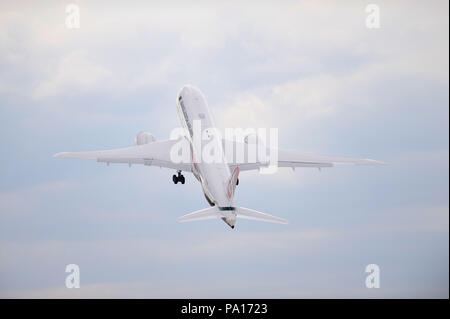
[0,0,448,298]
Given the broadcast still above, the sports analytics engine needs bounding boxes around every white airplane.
[54,85,384,229]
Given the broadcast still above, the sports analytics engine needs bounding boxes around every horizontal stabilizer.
[177,206,288,226]
[177,207,220,223]
[236,207,288,224]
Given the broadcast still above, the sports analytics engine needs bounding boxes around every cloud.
[33,50,116,99]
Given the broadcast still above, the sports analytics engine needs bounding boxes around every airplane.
[54,85,385,229]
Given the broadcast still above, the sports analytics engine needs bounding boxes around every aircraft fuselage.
[176,85,236,223]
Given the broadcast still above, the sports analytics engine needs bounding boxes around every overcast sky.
[0,0,448,298]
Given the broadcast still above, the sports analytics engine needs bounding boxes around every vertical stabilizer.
[226,166,240,200]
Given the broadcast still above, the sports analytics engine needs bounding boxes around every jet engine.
[135,131,156,145]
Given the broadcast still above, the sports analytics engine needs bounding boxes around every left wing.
[54,139,192,172]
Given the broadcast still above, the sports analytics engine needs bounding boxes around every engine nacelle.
[135,131,156,145]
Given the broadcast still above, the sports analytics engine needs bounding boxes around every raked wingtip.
[360,159,387,166]
[276,218,289,225]
[53,152,67,158]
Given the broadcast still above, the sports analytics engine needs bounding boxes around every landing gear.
[172,171,185,184]
[236,178,239,186]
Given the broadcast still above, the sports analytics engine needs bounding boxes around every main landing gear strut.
[172,170,185,184]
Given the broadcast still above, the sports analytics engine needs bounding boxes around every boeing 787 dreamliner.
[54,85,384,228]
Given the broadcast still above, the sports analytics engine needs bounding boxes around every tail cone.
[221,217,236,229]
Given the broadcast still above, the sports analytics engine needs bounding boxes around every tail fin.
[176,206,288,227]
[226,166,240,200]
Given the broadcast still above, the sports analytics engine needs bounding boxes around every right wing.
[276,147,385,168]
[54,139,192,172]
[224,140,385,172]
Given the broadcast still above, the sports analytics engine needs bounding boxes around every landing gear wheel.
[177,170,185,184]
[173,171,185,185]
[236,178,239,186]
